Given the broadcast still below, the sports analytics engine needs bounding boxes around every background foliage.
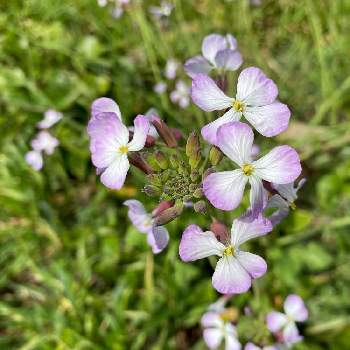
[1,0,350,349]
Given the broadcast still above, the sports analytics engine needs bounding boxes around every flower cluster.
[87,32,304,299]
[200,294,308,350]
[25,109,62,170]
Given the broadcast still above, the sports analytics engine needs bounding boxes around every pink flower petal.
[191,74,232,112]
[243,102,290,137]
[216,122,254,167]
[201,109,241,146]
[231,214,272,247]
[203,328,223,349]
[212,255,252,294]
[123,200,152,234]
[127,115,150,152]
[91,97,122,120]
[100,154,129,189]
[201,311,223,328]
[282,322,303,345]
[215,49,242,71]
[25,150,43,171]
[179,225,225,261]
[149,225,169,254]
[236,251,267,279]
[284,294,308,322]
[253,146,301,184]
[203,170,248,211]
[184,55,212,78]
[236,67,278,106]
[202,34,227,64]
[266,311,288,332]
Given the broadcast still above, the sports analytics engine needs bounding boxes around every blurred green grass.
[0,0,350,349]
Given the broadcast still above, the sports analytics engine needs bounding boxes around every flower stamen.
[119,145,129,154]
[233,100,244,112]
[223,245,234,256]
[242,164,254,176]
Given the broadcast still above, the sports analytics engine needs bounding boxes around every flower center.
[242,164,254,176]
[223,245,234,256]
[118,145,129,154]
[233,100,244,112]
[290,202,296,210]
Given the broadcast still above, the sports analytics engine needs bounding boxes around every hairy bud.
[144,184,161,197]
[209,146,223,166]
[155,151,169,170]
[151,115,177,148]
[145,153,162,172]
[194,200,206,214]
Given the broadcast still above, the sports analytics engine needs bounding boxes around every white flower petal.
[127,115,150,152]
[191,74,233,112]
[253,146,301,184]
[179,225,225,261]
[212,255,252,294]
[216,121,254,167]
[202,34,227,64]
[100,154,129,190]
[236,67,278,106]
[231,214,272,247]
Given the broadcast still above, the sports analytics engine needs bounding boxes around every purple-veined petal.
[236,251,267,279]
[202,34,227,64]
[244,343,261,350]
[203,328,224,349]
[212,256,252,294]
[123,200,153,234]
[231,214,272,247]
[243,102,290,137]
[191,74,233,112]
[251,144,260,159]
[249,175,265,216]
[99,154,129,190]
[236,67,278,106]
[37,109,63,129]
[88,112,129,151]
[268,208,290,227]
[267,194,289,210]
[201,311,223,328]
[215,49,242,71]
[25,150,43,171]
[244,344,261,350]
[253,146,301,184]
[184,55,212,78]
[225,331,242,350]
[216,121,254,167]
[273,178,306,204]
[266,311,288,332]
[127,115,150,152]
[91,97,122,120]
[284,294,308,322]
[226,34,238,50]
[203,170,248,211]
[179,225,225,261]
[201,109,241,146]
[282,322,303,345]
[148,225,169,254]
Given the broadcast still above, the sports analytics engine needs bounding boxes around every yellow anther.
[223,246,234,256]
[233,100,244,112]
[242,164,254,176]
[290,202,296,210]
[118,145,129,154]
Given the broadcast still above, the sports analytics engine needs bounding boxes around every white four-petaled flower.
[179,214,272,294]
[203,122,301,213]
[191,68,291,145]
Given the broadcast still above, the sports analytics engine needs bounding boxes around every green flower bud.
[145,153,161,171]
[155,151,169,169]
[146,174,163,187]
[193,188,203,198]
[144,185,161,197]
[209,146,223,166]
[170,154,181,169]
[190,170,199,182]
[189,183,198,192]
[186,132,200,158]
[194,200,206,214]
